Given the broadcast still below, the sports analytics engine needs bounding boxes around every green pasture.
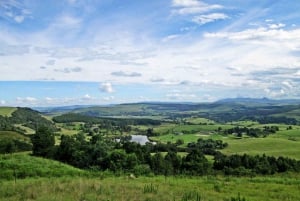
[184,117,216,124]
[0,107,16,117]
[275,127,300,141]
[174,124,233,133]
[221,137,300,160]
[150,133,201,144]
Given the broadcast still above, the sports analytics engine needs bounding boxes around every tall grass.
[1,175,300,201]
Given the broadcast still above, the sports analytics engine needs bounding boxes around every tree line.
[214,153,300,175]
[31,126,300,176]
[222,126,279,137]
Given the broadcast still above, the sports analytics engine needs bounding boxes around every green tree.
[182,149,210,175]
[31,126,55,157]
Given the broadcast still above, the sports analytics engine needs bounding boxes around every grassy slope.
[221,125,300,159]
[1,174,300,201]
[0,107,17,117]
[0,153,85,180]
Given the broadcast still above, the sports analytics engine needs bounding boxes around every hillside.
[0,107,57,154]
[0,107,56,132]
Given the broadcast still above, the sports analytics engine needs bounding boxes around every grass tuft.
[143,183,158,194]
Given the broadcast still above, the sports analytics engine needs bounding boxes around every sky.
[1,0,300,107]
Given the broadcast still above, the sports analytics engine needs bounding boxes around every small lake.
[130,135,150,145]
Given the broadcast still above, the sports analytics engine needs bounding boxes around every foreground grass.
[1,174,300,201]
[1,153,300,201]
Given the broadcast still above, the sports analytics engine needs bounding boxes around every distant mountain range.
[30,98,300,124]
[33,98,300,114]
[216,97,300,105]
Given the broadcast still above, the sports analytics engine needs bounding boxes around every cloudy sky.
[1,0,300,106]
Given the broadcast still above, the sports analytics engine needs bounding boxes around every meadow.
[1,170,300,201]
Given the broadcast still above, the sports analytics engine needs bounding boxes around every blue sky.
[1,0,300,106]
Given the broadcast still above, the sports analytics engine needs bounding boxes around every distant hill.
[217,97,300,105]
[0,107,56,132]
[33,105,95,114]
[34,98,300,124]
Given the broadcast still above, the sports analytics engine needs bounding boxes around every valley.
[1,98,300,200]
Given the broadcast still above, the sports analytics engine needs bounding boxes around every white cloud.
[100,82,114,93]
[204,27,300,42]
[14,15,25,23]
[162,34,180,42]
[268,23,285,29]
[46,59,56,65]
[82,94,92,100]
[54,67,82,73]
[0,0,31,23]
[59,15,82,27]
[172,0,201,7]
[264,88,286,98]
[192,13,229,25]
[172,0,223,15]
[16,97,38,104]
[150,77,165,83]
[111,71,142,77]
[44,97,56,104]
[166,92,197,100]
[282,81,293,89]
[0,100,6,105]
